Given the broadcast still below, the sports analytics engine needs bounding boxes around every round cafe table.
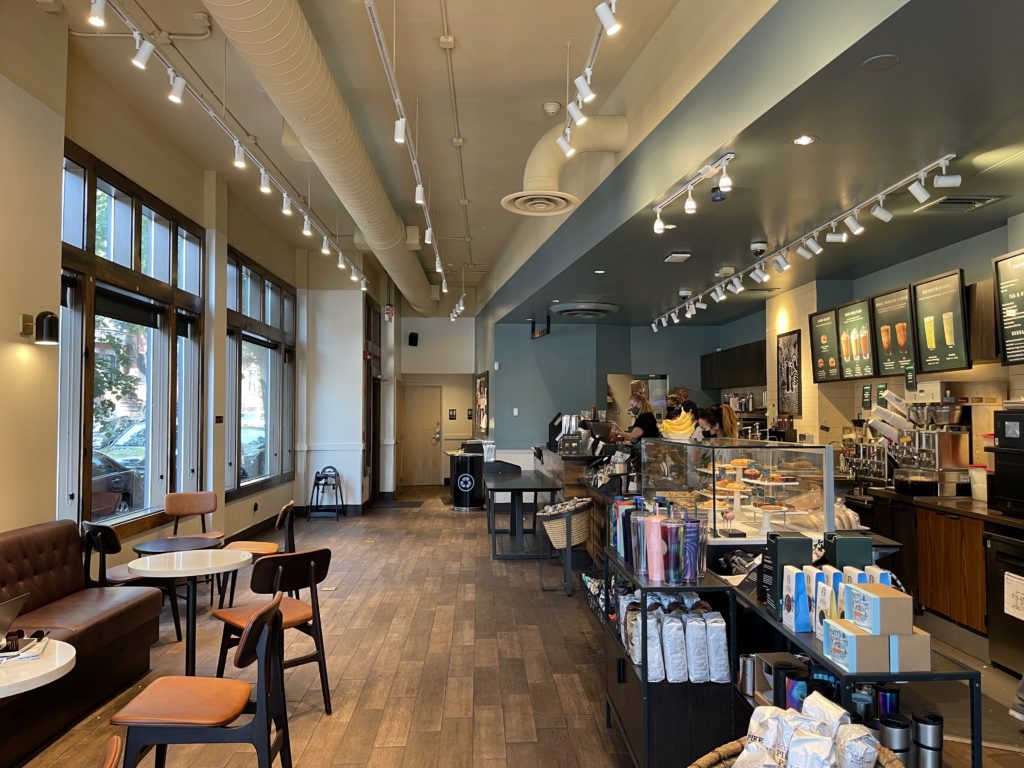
[0,640,76,697]
[128,550,252,675]
[132,535,223,556]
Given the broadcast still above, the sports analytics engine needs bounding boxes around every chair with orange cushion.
[220,501,297,608]
[212,549,332,715]
[99,735,122,768]
[165,491,224,539]
[111,593,291,768]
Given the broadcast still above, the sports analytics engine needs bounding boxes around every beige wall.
[401,374,474,457]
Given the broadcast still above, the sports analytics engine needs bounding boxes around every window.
[241,266,262,320]
[141,206,171,283]
[240,339,271,483]
[283,293,295,336]
[177,228,202,295]
[95,179,133,268]
[61,158,86,249]
[226,257,239,312]
[176,313,200,493]
[225,333,239,492]
[282,349,294,474]
[265,281,281,328]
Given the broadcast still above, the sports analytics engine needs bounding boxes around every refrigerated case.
[639,438,844,543]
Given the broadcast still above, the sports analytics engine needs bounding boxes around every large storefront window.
[241,339,271,483]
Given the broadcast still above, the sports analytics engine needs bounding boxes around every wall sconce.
[19,311,59,345]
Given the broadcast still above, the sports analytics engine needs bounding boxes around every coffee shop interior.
[6,0,1024,766]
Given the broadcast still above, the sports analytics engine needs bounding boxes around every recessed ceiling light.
[551,299,560,303]
[594,269,606,275]
[664,252,691,264]
[862,53,900,72]
[792,135,817,146]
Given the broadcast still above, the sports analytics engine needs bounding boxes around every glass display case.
[640,438,839,542]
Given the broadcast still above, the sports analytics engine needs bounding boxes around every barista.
[611,393,661,442]
[697,403,739,439]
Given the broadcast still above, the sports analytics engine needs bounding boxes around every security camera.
[710,186,727,203]
[750,240,768,256]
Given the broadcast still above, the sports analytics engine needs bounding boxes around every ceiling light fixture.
[131,39,155,70]
[933,160,961,188]
[232,140,246,169]
[321,236,331,255]
[718,159,733,193]
[670,310,679,324]
[694,299,707,310]
[825,223,847,243]
[685,303,696,319]
[750,265,769,283]
[771,252,791,273]
[361,277,368,292]
[424,227,433,245]
[567,100,587,126]
[870,197,894,222]
[594,269,606,275]
[792,135,817,146]
[556,132,576,158]
[88,0,106,27]
[844,213,865,236]
[302,215,313,237]
[796,244,814,260]
[281,192,292,216]
[574,74,596,103]
[414,184,425,206]
[651,322,658,333]
[167,71,186,103]
[726,275,745,294]
[652,152,734,221]
[908,174,930,204]
[393,117,406,144]
[337,254,345,270]
[660,316,668,327]
[595,1,621,35]
[684,187,696,214]
[805,236,823,255]
[711,285,727,303]
[442,277,449,293]
[259,169,271,194]
[435,255,443,273]
[653,211,665,234]
[350,263,359,282]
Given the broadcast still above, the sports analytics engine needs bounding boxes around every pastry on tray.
[743,468,761,479]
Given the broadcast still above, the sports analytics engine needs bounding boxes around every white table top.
[0,639,76,697]
[128,549,252,578]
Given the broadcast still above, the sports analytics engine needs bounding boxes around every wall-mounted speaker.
[409,332,419,347]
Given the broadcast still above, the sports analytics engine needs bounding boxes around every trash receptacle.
[448,450,484,511]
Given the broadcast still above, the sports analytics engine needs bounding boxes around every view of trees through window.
[241,340,271,482]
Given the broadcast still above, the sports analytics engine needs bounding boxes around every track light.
[321,236,330,255]
[595,2,621,35]
[435,255,443,274]
[718,159,733,193]
[825,224,847,243]
[726,276,745,294]
[711,285,727,303]
[442,277,448,294]
[796,245,814,260]
[556,134,575,158]
[131,40,155,70]
[302,215,312,236]
[88,0,106,27]
[281,192,292,216]
[694,299,707,310]
[394,117,406,144]
[337,254,345,270]
[750,265,769,283]
[685,304,696,319]
[414,184,425,205]
[424,227,433,245]
[168,72,186,104]
[660,316,668,327]
[684,187,696,214]
[933,160,961,188]
[233,140,246,169]
[771,252,791,273]
[574,75,595,103]
[844,214,864,236]
[361,277,368,292]
[908,174,930,204]
[651,322,658,333]
[670,310,679,324]
[805,236,823,255]
[350,263,359,282]
[259,169,271,194]
[653,212,665,234]
[870,197,894,222]
[567,100,588,127]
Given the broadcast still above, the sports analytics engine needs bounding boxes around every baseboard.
[294,504,362,518]
[378,491,397,502]
[225,514,277,543]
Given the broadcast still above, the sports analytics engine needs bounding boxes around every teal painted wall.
[629,325,723,406]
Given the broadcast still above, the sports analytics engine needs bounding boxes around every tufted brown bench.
[0,520,161,766]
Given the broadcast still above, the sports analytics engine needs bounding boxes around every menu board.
[836,300,875,379]
[912,270,969,372]
[871,287,916,375]
[995,250,1024,365]
[809,310,842,382]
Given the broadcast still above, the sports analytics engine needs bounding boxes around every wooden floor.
[29,490,631,768]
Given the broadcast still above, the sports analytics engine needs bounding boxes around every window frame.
[59,140,206,537]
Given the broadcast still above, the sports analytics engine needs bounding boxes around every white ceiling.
[62,0,679,305]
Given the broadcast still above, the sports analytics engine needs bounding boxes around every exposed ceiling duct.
[199,0,435,314]
[501,115,627,216]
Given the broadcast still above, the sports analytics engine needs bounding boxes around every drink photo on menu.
[871,287,917,376]
[836,299,875,379]
[911,270,970,373]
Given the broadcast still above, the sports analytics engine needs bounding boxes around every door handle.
[432,423,441,445]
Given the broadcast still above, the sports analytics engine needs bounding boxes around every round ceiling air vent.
[501,189,580,216]
[550,302,620,319]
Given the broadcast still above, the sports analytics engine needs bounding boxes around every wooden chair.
[212,550,333,714]
[111,593,291,768]
[99,735,122,768]
[82,521,182,642]
[220,501,297,608]
[165,491,224,539]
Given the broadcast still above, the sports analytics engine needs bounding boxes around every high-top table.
[0,640,76,697]
[484,471,563,560]
[128,550,252,675]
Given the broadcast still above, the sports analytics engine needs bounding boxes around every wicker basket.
[687,737,905,767]
[538,504,591,548]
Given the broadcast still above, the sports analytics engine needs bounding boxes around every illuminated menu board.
[871,287,916,375]
[836,300,875,379]
[809,309,842,382]
[912,270,969,372]
[995,250,1024,365]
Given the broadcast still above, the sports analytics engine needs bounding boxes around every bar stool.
[307,466,343,520]
[99,735,121,768]
[220,501,297,608]
[165,491,224,539]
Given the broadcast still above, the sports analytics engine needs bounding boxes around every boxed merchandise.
[803,565,824,615]
[823,619,890,672]
[762,532,813,619]
[844,583,914,635]
[814,581,835,641]
[864,565,894,585]
[842,566,869,584]
[821,564,843,595]
[782,565,812,633]
[824,532,872,570]
[889,627,932,672]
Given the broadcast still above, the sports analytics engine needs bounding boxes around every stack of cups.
[878,713,912,765]
[912,712,944,768]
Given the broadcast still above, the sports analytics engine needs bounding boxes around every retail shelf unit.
[602,549,744,768]
[640,438,837,544]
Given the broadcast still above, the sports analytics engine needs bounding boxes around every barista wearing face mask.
[611,393,661,442]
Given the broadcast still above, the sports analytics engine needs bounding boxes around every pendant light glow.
[259,169,272,194]
[168,74,186,104]
[843,214,865,236]
[233,140,246,169]
[567,101,588,126]
[88,0,106,27]
[302,216,313,237]
[595,2,621,35]
[321,236,331,255]
[574,75,595,103]
[132,40,155,69]
[684,188,696,214]
[281,192,292,216]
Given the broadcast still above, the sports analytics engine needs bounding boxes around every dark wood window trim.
[225,471,296,504]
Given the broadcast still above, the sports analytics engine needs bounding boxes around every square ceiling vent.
[916,194,1003,213]
[664,252,691,263]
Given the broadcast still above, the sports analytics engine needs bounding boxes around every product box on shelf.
[803,565,824,616]
[824,619,890,673]
[762,532,813,619]
[864,565,894,585]
[842,566,869,585]
[821,565,843,595]
[844,583,914,635]
[782,565,812,633]
[889,627,932,673]
[814,581,836,641]
[824,532,872,570]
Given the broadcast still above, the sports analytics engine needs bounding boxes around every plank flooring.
[27,490,630,768]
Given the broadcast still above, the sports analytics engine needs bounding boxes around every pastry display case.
[639,438,841,542]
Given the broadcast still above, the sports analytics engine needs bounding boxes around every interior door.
[400,385,442,486]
